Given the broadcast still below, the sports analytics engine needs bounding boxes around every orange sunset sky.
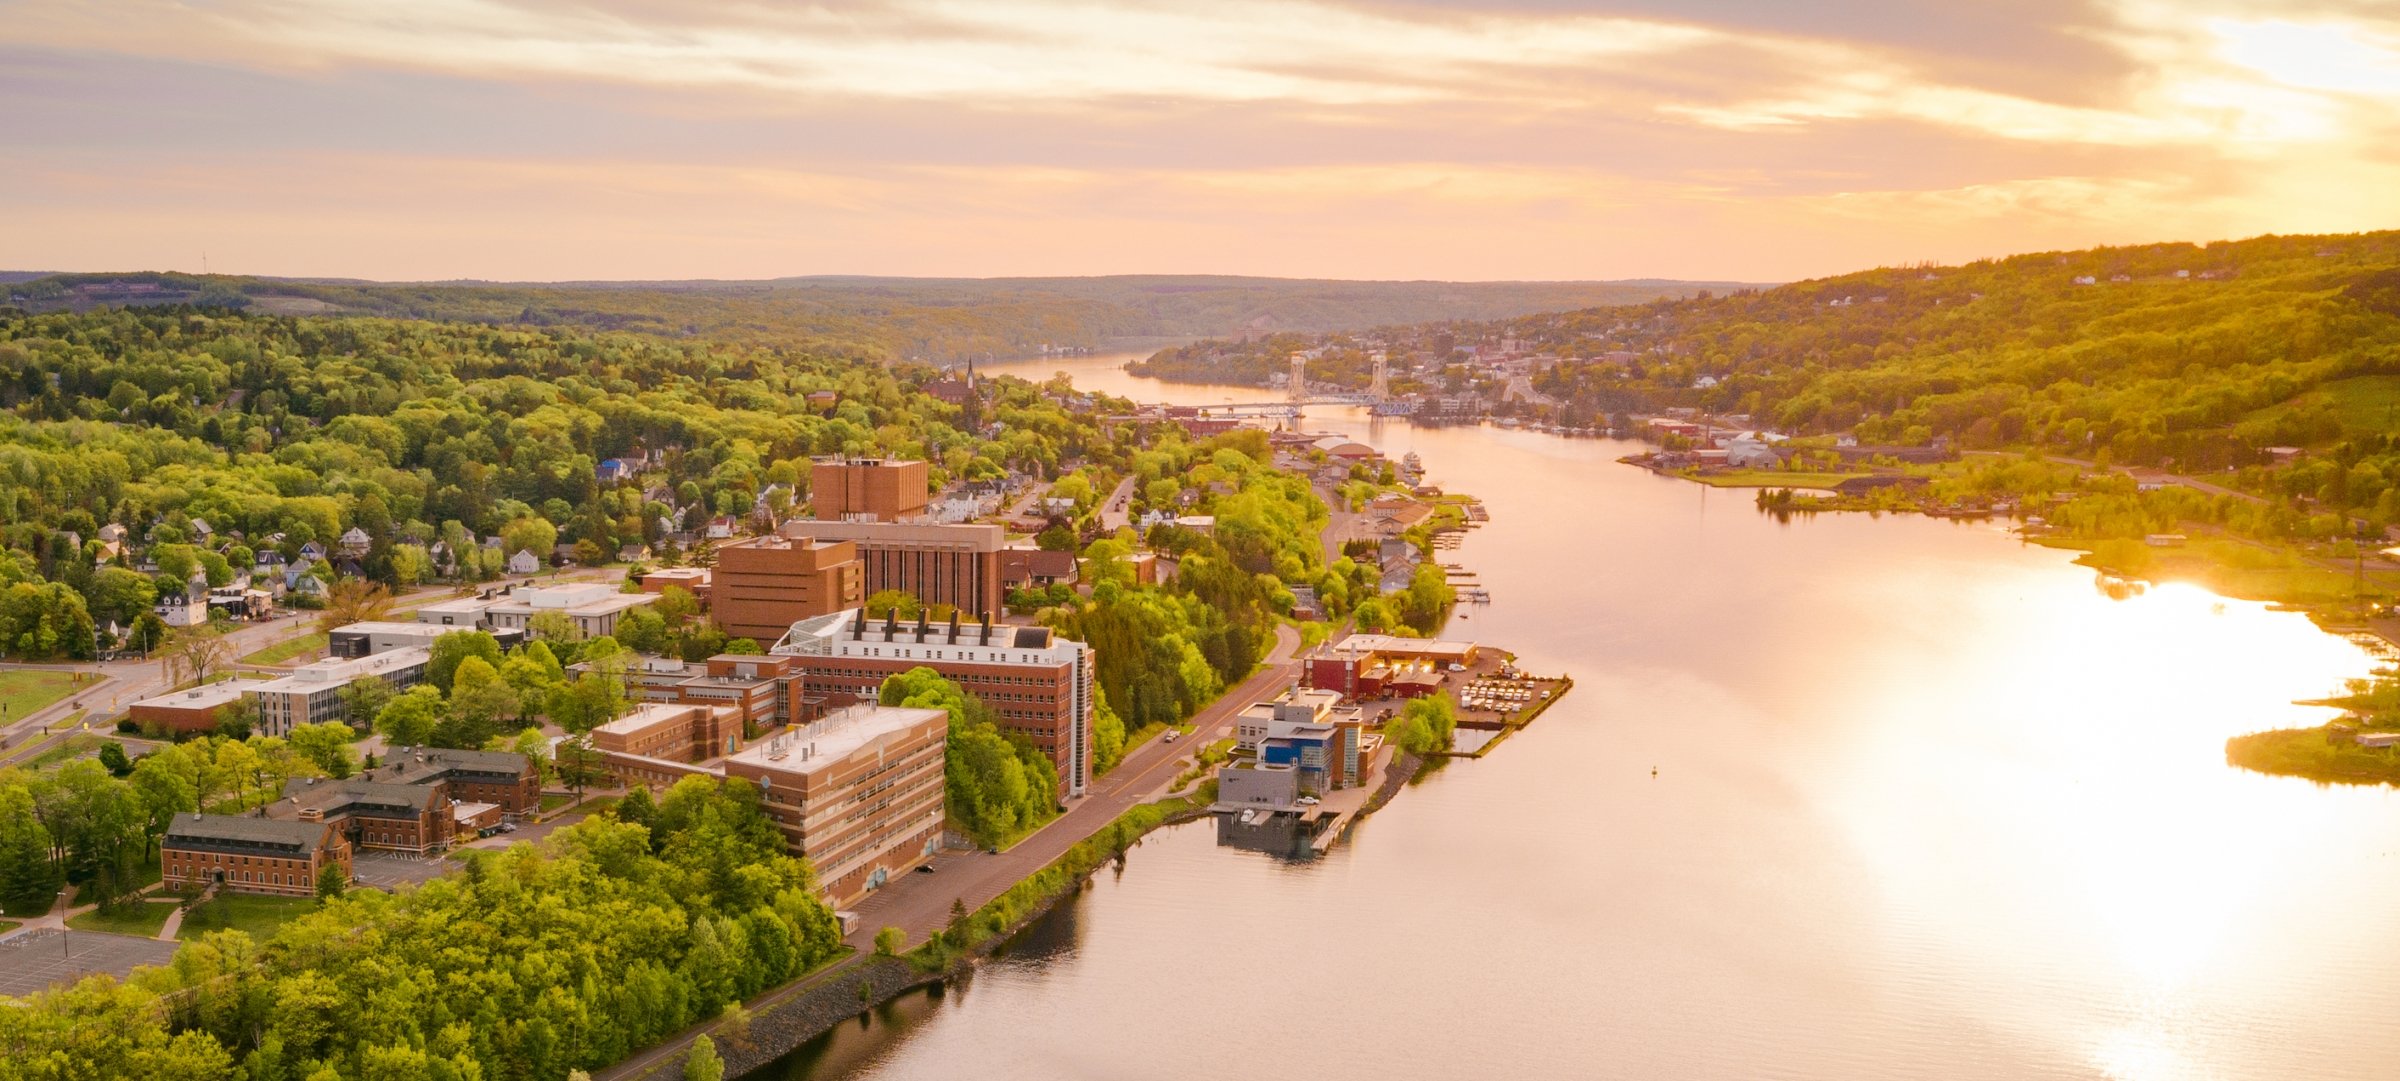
[5,0,2398,282]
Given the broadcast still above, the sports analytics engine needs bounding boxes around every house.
[507,549,543,576]
[189,518,214,540]
[804,390,839,409]
[597,458,636,483]
[706,516,740,540]
[298,540,328,563]
[338,527,373,558]
[617,543,652,564]
[1724,434,1782,469]
[97,523,127,544]
[156,570,212,628]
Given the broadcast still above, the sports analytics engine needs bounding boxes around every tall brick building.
[712,536,863,643]
[771,608,1095,798]
[773,520,1007,619]
[720,705,948,906]
[809,457,929,522]
[162,815,350,898]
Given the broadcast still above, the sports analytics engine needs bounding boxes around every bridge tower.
[1290,355,1308,404]
[1369,351,1390,400]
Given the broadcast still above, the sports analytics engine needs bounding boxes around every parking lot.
[352,850,455,891]
[0,929,181,997]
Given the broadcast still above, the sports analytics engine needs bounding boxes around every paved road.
[1097,475,1138,532]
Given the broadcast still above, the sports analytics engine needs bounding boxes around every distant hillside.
[0,272,1754,363]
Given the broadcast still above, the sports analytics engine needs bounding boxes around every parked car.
[916,864,936,874]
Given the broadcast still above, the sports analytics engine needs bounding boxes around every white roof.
[130,678,265,712]
[254,647,430,693]
[723,705,946,777]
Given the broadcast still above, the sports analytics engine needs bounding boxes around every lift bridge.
[1161,352,1419,418]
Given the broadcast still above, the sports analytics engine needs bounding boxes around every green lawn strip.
[239,632,328,666]
[176,893,319,942]
[2227,728,2400,786]
[1682,469,1865,489]
[0,669,82,722]
[0,918,19,935]
[67,899,180,938]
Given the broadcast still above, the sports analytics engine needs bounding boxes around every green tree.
[287,722,358,779]
[873,926,905,957]
[685,1035,725,1081]
[426,629,504,692]
[316,860,348,900]
[374,685,446,747]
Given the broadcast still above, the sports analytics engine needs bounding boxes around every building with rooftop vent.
[720,705,948,906]
[772,519,1007,618]
[481,582,660,640]
[772,607,1096,798]
[127,678,268,736]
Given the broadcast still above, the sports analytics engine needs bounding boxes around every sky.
[3,0,2398,283]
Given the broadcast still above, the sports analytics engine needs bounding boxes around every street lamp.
[57,886,72,963]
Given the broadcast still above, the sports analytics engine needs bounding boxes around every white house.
[507,549,543,576]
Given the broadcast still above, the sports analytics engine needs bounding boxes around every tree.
[527,609,583,644]
[315,860,348,900]
[314,578,395,635]
[1385,692,1458,756]
[554,734,606,807]
[426,629,504,692]
[437,656,518,749]
[161,625,232,688]
[873,926,905,957]
[862,589,921,619]
[684,1035,724,1081]
[0,782,62,914]
[501,517,559,563]
[127,611,169,655]
[287,722,358,779]
[338,675,393,731]
[84,566,157,626]
[374,686,445,747]
[98,741,134,777]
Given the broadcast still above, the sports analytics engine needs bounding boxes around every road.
[1097,474,1138,532]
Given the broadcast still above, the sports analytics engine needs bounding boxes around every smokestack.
[853,607,868,636]
[947,610,961,644]
[915,611,929,642]
[884,610,898,640]
[979,611,994,646]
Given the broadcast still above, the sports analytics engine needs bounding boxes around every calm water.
[753,353,2400,1081]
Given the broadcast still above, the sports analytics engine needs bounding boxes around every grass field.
[239,632,327,666]
[67,900,179,938]
[0,669,81,723]
[177,894,317,942]
[0,918,19,935]
[1684,469,1865,490]
[2227,727,2400,786]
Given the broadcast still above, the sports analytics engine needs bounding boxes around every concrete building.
[774,519,1007,619]
[162,814,350,898]
[772,607,1096,798]
[328,620,525,659]
[720,705,948,906]
[415,594,503,629]
[251,648,429,736]
[713,536,863,643]
[1233,688,1362,794]
[1217,762,1300,808]
[810,457,929,522]
[127,679,265,736]
[614,652,811,731]
[482,583,659,640]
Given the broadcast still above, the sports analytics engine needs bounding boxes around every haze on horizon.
[4,0,2398,284]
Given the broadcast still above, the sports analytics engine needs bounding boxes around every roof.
[164,813,331,850]
[723,705,947,778]
[130,679,261,713]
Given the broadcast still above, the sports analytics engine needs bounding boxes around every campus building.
[719,705,948,907]
[480,583,660,640]
[1233,687,1363,794]
[712,536,863,642]
[615,652,811,731]
[773,519,1007,619]
[810,457,930,522]
[771,608,1096,798]
[250,648,430,736]
[126,679,267,736]
[591,701,748,788]
[328,620,525,659]
[272,746,542,854]
[162,814,351,898]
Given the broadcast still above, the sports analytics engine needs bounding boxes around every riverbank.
[2225,727,2400,787]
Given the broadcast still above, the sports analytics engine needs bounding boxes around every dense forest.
[2,272,1742,364]
[0,777,845,1081]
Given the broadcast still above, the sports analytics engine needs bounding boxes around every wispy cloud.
[1,0,2395,279]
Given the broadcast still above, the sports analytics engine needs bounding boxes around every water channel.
[748,352,2400,1081]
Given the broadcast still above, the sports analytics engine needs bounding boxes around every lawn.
[67,900,179,938]
[1684,469,1865,490]
[16,732,103,771]
[0,669,81,723]
[0,918,18,935]
[239,632,327,666]
[177,894,319,942]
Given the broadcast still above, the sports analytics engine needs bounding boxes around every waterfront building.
[1233,687,1361,793]
[712,536,863,643]
[1218,762,1301,808]
[719,705,948,907]
[250,648,430,736]
[772,607,1096,798]
[161,814,350,898]
[772,519,1007,618]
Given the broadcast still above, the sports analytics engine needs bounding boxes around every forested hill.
[1368,231,2400,462]
[0,272,1750,363]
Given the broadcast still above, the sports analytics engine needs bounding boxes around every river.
[748,352,2400,1081]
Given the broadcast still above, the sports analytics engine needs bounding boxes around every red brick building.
[163,814,351,897]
